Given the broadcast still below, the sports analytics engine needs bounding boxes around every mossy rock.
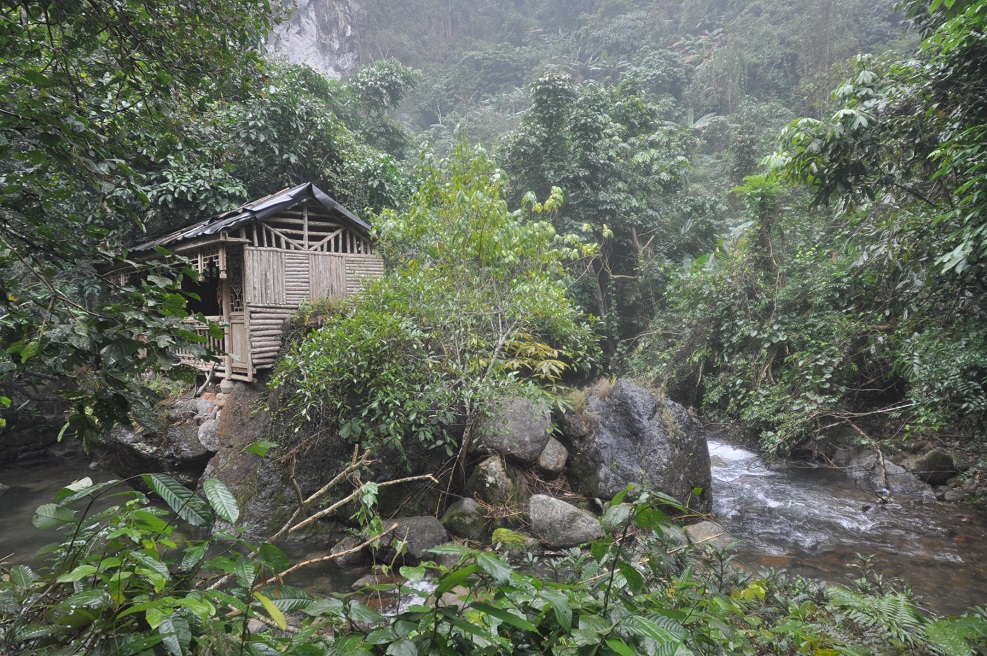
[491,528,537,551]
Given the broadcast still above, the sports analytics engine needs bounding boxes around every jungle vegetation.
[3,0,987,652]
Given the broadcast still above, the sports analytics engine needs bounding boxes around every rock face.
[474,396,552,465]
[465,456,525,507]
[684,520,733,550]
[536,436,568,475]
[440,498,486,541]
[902,450,956,485]
[528,495,603,548]
[268,0,359,78]
[95,422,213,488]
[559,379,712,512]
[378,516,449,564]
[846,451,931,496]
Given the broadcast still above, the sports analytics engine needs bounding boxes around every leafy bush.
[273,142,600,460]
[4,478,986,656]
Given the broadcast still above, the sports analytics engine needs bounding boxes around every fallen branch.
[268,447,372,542]
[254,522,399,591]
[289,474,439,533]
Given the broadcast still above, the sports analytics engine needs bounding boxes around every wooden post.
[219,244,232,381]
[303,203,309,249]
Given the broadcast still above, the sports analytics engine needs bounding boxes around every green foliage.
[274,142,599,459]
[501,72,719,360]
[4,478,986,655]
[0,1,274,440]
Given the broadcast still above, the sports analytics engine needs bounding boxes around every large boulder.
[536,436,568,475]
[440,498,487,541]
[377,516,449,564]
[528,495,603,548]
[901,449,956,486]
[199,380,367,543]
[473,396,552,465]
[846,451,931,497]
[95,421,213,488]
[465,456,527,508]
[559,379,712,512]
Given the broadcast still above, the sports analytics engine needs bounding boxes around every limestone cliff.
[268,0,360,78]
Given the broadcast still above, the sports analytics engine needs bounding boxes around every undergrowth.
[2,476,986,655]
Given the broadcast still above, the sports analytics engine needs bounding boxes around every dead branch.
[289,474,439,533]
[253,523,399,591]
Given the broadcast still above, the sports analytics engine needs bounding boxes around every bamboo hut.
[130,183,384,381]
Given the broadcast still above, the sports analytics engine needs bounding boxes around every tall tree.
[0,1,275,439]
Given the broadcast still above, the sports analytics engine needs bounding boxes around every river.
[709,437,987,616]
[2,440,987,616]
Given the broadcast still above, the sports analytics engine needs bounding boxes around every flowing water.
[3,439,987,616]
[709,436,987,616]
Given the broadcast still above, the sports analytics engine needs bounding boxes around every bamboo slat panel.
[245,248,286,305]
[248,304,294,368]
[283,252,311,306]
[345,254,385,296]
[310,253,346,301]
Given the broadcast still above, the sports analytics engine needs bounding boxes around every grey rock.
[536,436,568,474]
[440,498,487,541]
[378,516,449,564]
[198,419,221,451]
[684,521,733,550]
[95,420,212,488]
[195,398,217,419]
[942,489,969,503]
[559,379,712,511]
[465,456,525,507]
[0,482,8,497]
[528,494,603,548]
[166,399,198,422]
[474,396,552,465]
[902,450,956,485]
[330,535,370,567]
[846,451,931,497]
[268,0,359,79]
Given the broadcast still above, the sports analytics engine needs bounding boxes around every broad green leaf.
[33,503,75,529]
[259,585,313,612]
[55,479,121,506]
[348,600,386,625]
[621,615,682,645]
[182,543,208,571]
[925,619,976,656]
[601,504,631,533]
[605,639,637,656]
[131,551,171,580]
[399,565,426,582]
[476,552,512,584]
[471,601,538,632]
[254,591,287,630]
[159,613,192,656]
[385,639,418,656]
[142,474,213,527]
[10,564,37,589]
[63,588,112,609]
[245,439,278,457]
[433,563,476,595]
[235,557,257,588]
[203,478,240,523]
[56,565,98,583]
[55,477,93,501]
[259,543,290,574]
[541,588,572,631]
